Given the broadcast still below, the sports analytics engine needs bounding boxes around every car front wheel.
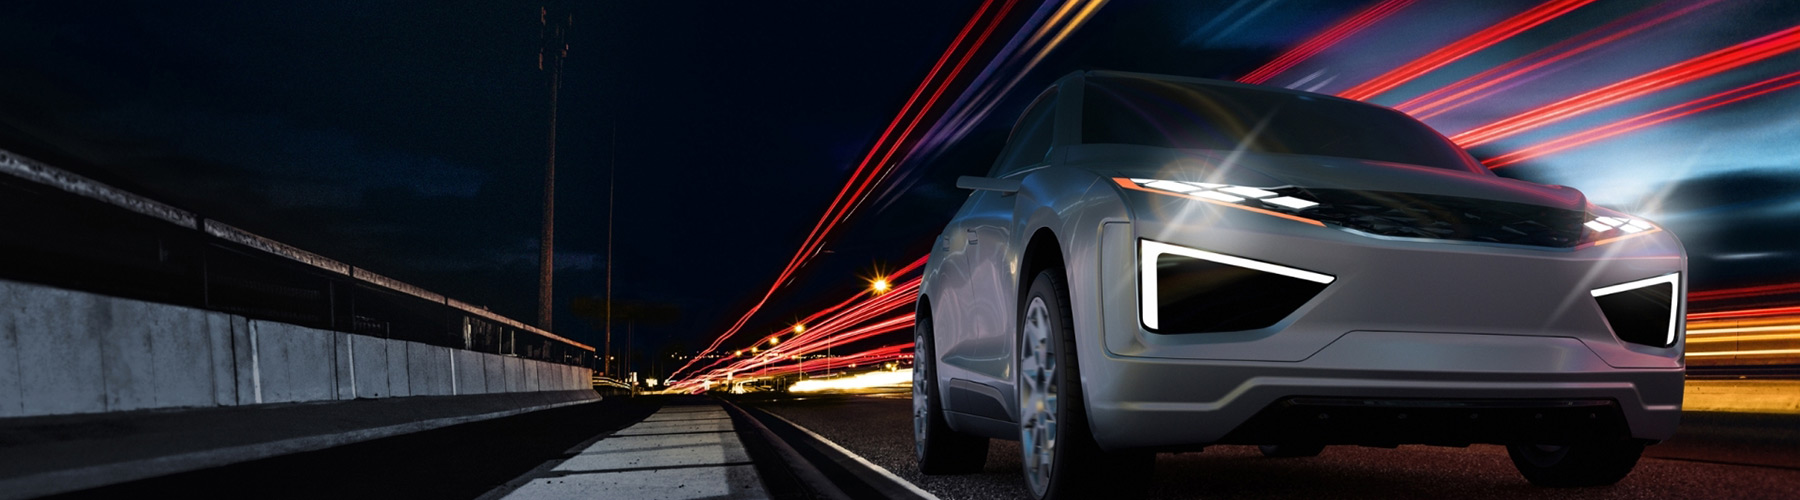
[1018,269,1152,500]
[1507,441,1645,487]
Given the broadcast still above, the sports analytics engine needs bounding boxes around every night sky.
[4,1,1798,378]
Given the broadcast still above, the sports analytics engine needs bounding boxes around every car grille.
[1274,188,1586,248]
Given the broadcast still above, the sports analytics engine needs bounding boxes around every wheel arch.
[1016,227,1067,317]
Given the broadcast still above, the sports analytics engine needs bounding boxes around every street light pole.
[537,6,570,332]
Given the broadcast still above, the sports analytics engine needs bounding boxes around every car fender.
[1008,167,1133,421]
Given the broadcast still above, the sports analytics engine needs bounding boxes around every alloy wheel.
[914,331,929,458]
[1019,296,1059,495]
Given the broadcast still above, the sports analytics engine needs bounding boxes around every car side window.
[989,89,1058,177]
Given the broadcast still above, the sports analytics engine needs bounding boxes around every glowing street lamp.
[870,277,891,295]
[793,323,806,334]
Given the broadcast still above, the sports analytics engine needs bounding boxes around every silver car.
[913,70,1685,498]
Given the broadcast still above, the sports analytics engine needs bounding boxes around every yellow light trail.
[1686,349,1800,357]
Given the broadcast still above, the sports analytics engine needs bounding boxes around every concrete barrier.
[11,284,106,416]
[350,335,389,399]
[385,337,411,398]
[455,349,486,395]
[251,321,337,404]
[507,357,526,392]
[0,283,19,417]
[407,342,451,397]
[0,278,594,418]
[484,354,507,394]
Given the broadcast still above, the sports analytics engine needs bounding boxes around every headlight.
[1115,178,1325,227]
[1591,273,1681,348]
[1580,208,1663,247]
[1141,239,1334,333]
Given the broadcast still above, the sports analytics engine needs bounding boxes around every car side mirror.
[956,176,1021,193]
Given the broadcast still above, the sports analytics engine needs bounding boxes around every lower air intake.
[1152,252,1328,334]
[1593,276,1678,348]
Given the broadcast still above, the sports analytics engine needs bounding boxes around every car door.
[943,88,1059,396]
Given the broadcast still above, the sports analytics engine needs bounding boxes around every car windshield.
[1082,76,1482,172]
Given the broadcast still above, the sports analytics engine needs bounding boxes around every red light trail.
[1692,282,1800,303]
[1690,305,1800,321]
[668,0,1018,381]
[1395,0,1717,119]
[1450,22,1800,148]
[1485,69,1800,168]
[670,257,928,391]
[1237,0,1413,85]
[1337,0,1598,102]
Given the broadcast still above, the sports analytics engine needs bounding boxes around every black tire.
[1507,441,1644,487]
[1259,443,1326,458]
[914,305,989,474]
[1019,269,1154,500]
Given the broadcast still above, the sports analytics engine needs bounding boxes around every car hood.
[1067,145,1587,212]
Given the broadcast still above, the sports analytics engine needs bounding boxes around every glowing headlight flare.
[1219,186,1278,199]
[1582,212,1663,247]
[1197,191,1246,203]
[1145,180,1202,193]
[1140,240,1336,331]
[1264,196,1319,210]
[1115,178,1327,227]
[1591,273,1681,347]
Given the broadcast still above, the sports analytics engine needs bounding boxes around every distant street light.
[793,323,806,334]
[870,277,891,295]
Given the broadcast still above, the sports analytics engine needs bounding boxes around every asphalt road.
[48,396,662,500]
[737,389,1800,500]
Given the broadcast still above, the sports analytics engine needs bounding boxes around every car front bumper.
[1077,207,1686,450]
[1081,336,1684,449]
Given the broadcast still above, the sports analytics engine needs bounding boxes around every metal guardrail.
[0,147,593,367]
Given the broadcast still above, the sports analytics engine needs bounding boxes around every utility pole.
[604,126,615,376]
[537,6,571,331]
[626,319,634,395]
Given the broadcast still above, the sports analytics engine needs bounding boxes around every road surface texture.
[46,396,661,500]
[487,400,769,499]
[737,389,1800,500]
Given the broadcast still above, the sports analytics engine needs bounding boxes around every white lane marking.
[759,411,943,500]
